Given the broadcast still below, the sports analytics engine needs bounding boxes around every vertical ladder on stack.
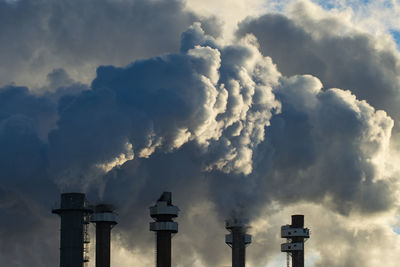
[83,214,90,267]
[286,238,290,267]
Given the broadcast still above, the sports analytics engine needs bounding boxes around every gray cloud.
[0,0,221,87]
[236,7,400,124]
[48,23,281,191]
[262,75,394,214]
[0,189,59,267]
[0,86,61,266]
[87,25,396,266]
[0,4,399,266]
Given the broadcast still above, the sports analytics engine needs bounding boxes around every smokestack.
[281,215,310,267]
[91,204,118,267]
[225,218,252,267]
[149,192,179,267]
[52,193,93,267]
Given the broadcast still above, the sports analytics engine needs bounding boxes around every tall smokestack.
[225,218,252,267]
[281,215,310,267]
[91,204,118,267]
[149,192,179,267]
[52,193,93,267]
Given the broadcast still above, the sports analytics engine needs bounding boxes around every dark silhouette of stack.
[225,218,252,267]
[91,204,118,267]
[52,193,93,267]
[52,193,314,267]
[149,192,179,267]
[281,215,310,267]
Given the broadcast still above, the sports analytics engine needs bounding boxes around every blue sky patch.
[390,30,400,49]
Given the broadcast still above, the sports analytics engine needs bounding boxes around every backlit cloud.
[0,1,400,267]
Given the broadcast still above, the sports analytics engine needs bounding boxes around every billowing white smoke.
[0,1,399,266]
[46,22,397,266]
[48,23,282,185]
[262,74,394,214]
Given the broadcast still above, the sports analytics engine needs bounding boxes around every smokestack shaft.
[291,215,304,267]
[150,192,178,267]
[156,232,172,267]
[53,193,91,267]
[232,228,246,267]
[59,211,85,267]
[95,222,112,267]
[91,204,118,267]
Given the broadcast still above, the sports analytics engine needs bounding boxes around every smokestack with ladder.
[281,215,310,267]
[52,193,93,267]
[225,218,252,267]
[149,192,179,267]
[91,204,118,267]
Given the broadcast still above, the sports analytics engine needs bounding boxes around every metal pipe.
[231,227,246,267]
[95,222,112,267]
[225,218,252,267]
[156,231,172,267]
[91,204,118,267]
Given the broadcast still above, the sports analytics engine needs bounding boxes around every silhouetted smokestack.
[281,215,310,267]
[149,192,179,267]
[225,218,252,267]
[52,193,92,267]
[91,204,118,267]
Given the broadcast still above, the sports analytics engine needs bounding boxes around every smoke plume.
[1,1,400,267]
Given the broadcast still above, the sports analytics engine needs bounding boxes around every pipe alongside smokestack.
[91,204,118,267]
[225,218,252,267]
[149,192,179,267]
[52,193,93,267]
[281,215,310,267]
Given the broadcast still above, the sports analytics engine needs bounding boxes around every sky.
[1,0,400,266]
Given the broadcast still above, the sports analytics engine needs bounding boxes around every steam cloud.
[1,0,400,267]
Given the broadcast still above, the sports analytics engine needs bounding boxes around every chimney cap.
[157,192,172,205]
[93,204,116,213]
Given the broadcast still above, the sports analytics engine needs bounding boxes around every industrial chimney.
[91,204,118,267]
[149,192,179,267]
[281,215,310,267]
[52,193,93,267]
[225,218,252,267]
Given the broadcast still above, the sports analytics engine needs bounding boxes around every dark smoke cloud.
[0,0,220,264]
[48,23,281,192]
[0,189,59,267]
[0,86,54,190]
[0,3,399,266]
[69,24,395,266]
[0,86,61,266]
